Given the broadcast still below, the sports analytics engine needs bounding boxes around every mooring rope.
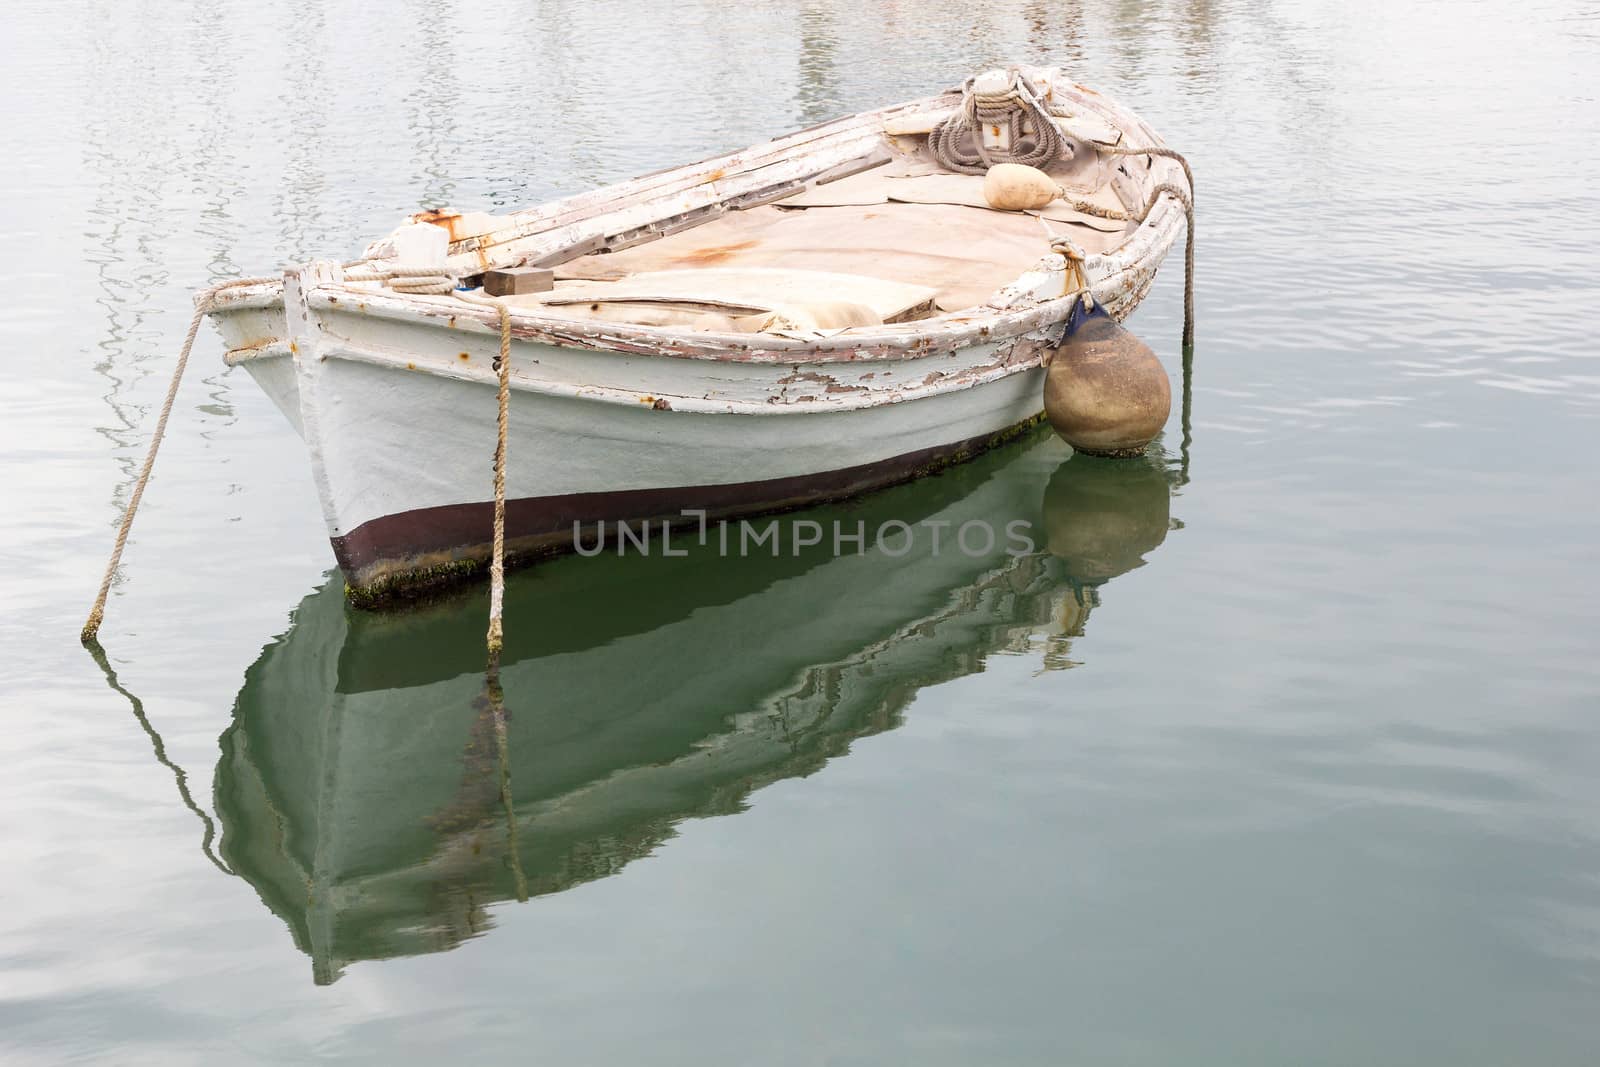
[488,305,511,655]
[459,283,526,900]
[453,290,513,657]
[80,262,465,643]
[81,275,276,644]
[86,639,235,875]
[1049,169,1195,349]
[368,278,516,660]
[486,660,530,902]
[1075,142,1195,349]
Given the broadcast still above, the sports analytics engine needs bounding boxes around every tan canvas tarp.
[776,159,1130,232]
[504,268,937,335]
[557,200,1129,312]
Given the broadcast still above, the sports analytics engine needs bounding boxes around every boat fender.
[1044,302,1170,457]
[982,163,1059,211]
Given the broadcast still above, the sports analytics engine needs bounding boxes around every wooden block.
[482,267,555,297]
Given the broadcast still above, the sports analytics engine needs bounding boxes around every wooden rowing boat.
[205,67,1189,604]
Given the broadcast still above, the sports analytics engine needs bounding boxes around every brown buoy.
[982,163,1178,457]
[1039,453,1173,583]
[1044,303,1171,458]
[1037,450,1175,643]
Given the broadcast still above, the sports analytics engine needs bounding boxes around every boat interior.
[372,75,1162,341]
[523,150,1136,335]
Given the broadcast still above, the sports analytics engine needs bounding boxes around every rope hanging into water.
[1048,168,1195,349]
[81,275,276,644]
[359,277,509,658]
[454,290,513,657]
[1082,144,1195,349]
[86,639,235,874]
[486,661,530,902]
[455,286,523,895]
[487,304,511,656]
[81,262,455,643]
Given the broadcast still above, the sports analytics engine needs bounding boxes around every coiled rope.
[930,70,1066,174]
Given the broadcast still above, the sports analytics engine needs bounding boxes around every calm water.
[3,1,1599,1062]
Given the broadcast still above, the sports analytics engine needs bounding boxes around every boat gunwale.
[307,268,1093,365]
[206,78,1188,364]
[244,333,1049,416]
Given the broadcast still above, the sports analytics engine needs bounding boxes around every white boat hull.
[231,287,1051,602]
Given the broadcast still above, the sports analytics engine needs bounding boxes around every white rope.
[343,263,461,295]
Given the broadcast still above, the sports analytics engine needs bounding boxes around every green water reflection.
[211,434,1180,984]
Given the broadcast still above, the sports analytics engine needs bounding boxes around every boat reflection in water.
[213,430,1180,984]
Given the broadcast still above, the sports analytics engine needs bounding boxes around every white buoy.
[981,163,1060,211]
[390,221,450,270]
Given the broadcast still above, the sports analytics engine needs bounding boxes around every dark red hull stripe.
[330,417,1042,589]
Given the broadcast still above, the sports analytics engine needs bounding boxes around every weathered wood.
[599,207,722,255]
[476,141,882,274]
[522,235,606,268]
[812,148,893,186]
[494,103,920,229]
[483,267,555,297]
[882,109,954,136]
[725,179,809,209]
[1056,114,1123,148]
[534,269,936,325]
[514,171,824,266]
[440,113,901,266]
